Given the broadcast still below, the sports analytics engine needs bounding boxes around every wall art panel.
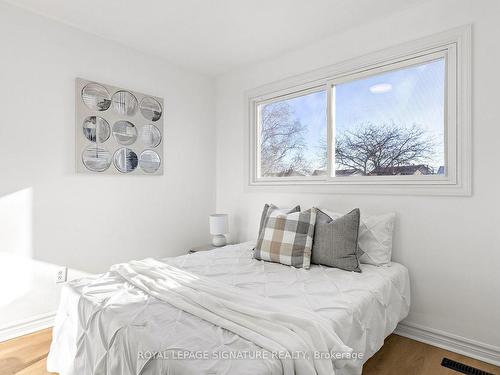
[76,78,164,175]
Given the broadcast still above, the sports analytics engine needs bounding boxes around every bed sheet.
[47,242,410,375]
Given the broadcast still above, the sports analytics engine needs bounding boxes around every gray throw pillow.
[311,208,362,272]
[257,204,300,238]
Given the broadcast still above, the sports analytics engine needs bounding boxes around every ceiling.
[4,0,422,76]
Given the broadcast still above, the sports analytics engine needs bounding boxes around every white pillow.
[322,210,396,266]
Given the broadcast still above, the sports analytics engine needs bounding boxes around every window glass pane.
[259,90,327,177]
[334,58,445,177]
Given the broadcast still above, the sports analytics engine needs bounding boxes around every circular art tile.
[139,150,161,173]
[114,147,138,173]
[82,145,111,172]
[81,83,111,111]
[140,124,161,148]
[140,97,162,121]
[112,121,137,145]
[82,116,110,143]
[112,90,138,116]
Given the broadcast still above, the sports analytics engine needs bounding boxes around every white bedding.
[47,242,410,375]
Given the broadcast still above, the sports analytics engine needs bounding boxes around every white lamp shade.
[209,214,228,235]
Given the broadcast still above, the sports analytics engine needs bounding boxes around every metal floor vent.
[441,358,495,375]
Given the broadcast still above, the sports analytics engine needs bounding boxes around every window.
[332,57,445,178]
[248,26,471,195]
[259,89,327,177]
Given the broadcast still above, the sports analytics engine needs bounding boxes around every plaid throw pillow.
[255,208,317,269]
[257,204,301,238]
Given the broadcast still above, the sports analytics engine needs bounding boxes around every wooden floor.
[0,329,498,375]
[0,329,53,375]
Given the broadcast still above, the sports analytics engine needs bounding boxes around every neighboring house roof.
[311,169,327,176]
[437,166,445,175]
[335,168,362,176]
[267,169,306,177]
[370,164,432,176]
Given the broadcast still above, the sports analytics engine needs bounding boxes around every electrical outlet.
[55,266,67,283]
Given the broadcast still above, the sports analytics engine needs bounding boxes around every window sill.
[247,178,471,196]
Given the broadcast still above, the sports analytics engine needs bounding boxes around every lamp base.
[211,234,227,247]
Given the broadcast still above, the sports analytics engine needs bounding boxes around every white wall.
[215,0,500,350]
[0,2,215,332]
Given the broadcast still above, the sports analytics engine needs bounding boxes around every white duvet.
[47,242,410,375]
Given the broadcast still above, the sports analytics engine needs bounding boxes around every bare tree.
[316,136,328,171]
[334,123,436,175]
[260,102,307,176]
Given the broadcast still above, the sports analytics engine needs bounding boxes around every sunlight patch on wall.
[0,188,33,257]
[0,188,34,308]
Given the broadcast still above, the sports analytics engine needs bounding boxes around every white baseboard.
[395,321,500,367]
[0,312,56,343]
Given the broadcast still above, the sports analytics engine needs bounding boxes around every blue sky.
[267,58,445,172]
[336,58,445,169]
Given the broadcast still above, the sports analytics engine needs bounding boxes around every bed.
[47,242,410,375]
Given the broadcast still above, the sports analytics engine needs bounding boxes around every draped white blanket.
[111,258,353,375]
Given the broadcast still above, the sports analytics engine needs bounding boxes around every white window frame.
[246,25,471,196]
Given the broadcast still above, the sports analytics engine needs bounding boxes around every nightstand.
[188,244,219,254]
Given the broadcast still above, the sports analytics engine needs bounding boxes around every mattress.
[47,242,410,375]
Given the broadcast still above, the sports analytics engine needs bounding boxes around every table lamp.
[209,214,228,247]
